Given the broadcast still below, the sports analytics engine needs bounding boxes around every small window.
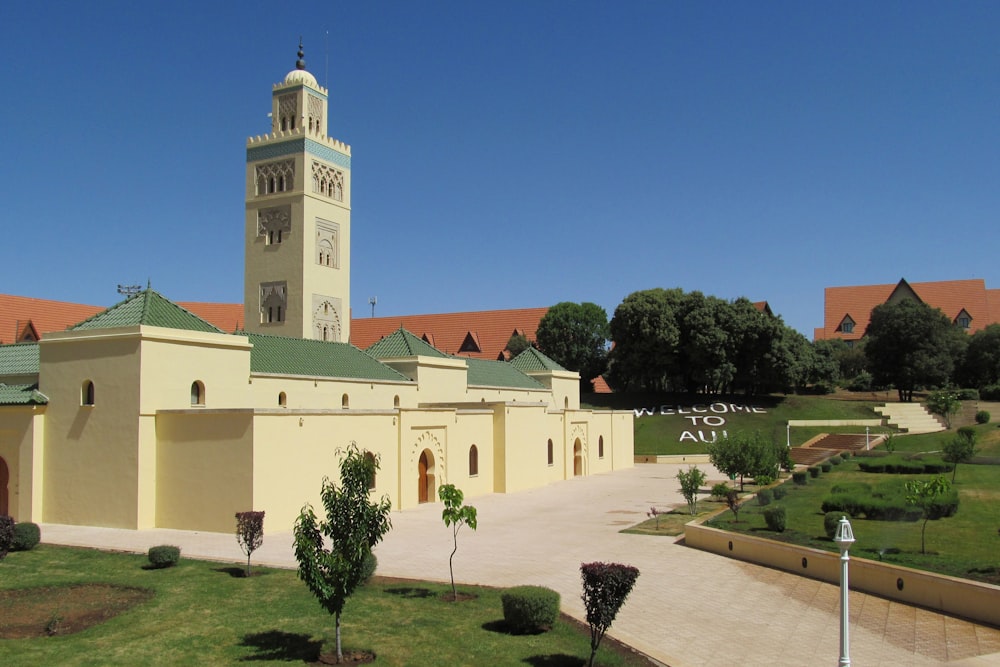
[469,445,479,477]
[842,322,853,334]
[547,439,554,466]
[82,380,95,406]
[393,395,400,408]
[191,381,205,406]
[958,317,970,329]
[278,391,287,407]
[598,436,605,459]
[342,393,350,409]
[364,451,376,490]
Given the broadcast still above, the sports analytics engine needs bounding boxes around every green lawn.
[704,459,1000,583]
[0,546,651,666]
[882,422,1000,459]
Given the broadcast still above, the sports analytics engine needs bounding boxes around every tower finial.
[296,38,306,71]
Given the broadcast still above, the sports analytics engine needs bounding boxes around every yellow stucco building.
[0,48,633,533]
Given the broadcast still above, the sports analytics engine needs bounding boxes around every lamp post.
[834,516,855,667]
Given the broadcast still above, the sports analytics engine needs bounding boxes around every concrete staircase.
[790,434,872,466]
[875,403,944,434]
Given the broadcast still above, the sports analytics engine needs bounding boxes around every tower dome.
[284,40,317,87]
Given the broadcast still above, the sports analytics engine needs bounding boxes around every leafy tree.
[706,431,780,491]
[905,476,954,555]
[235,510,265,577]
[607,288,683,392]
[958,324,1000,389]
[808,339,844,388]
[504,332,532,358]
[293,443,392,663]
[580,562,640,667]
[438,484,478,601]
[926,390,961,429]
[536,302,610,392]
[676,466,707,515]
[943,429,978,483]
[864,299,967,401]
[676,291,733,394]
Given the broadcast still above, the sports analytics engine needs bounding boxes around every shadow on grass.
[482,620,549,636]
[383,586,435,599]
[522,654,586,666]
[239,630,322,662]
[213,566,272,578]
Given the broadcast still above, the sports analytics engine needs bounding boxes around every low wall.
[787,419,883,427]
[634,454,712,465]
[684,521,1000,628]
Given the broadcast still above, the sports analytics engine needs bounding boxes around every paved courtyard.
[41,463,1000,666]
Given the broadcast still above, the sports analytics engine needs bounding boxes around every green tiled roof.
[245,333,410,381]
[510,346,567,372]
[0,383,48,406]
[71,290,223,333]
[0,343,40,376]
[462,356,546,390]
[366,328,449,359]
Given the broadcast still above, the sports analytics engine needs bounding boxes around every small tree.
[724,489,742,522]
[926,390,961,429]
[676,466,707,515]
[943,429,978,482]
[905,476,953,555]
[293,443,392,663]
[580,562,640,667]
[438,484,478,601]
[647,507,662,529]
[235,510,265,577]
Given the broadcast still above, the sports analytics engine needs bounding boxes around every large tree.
[958,323,1000,389]
[293,443,392,663]
[864,299,966,401]
[607,288,683,392]
[536,302,610,392]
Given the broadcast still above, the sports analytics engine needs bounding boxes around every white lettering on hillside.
[632,402,767,444]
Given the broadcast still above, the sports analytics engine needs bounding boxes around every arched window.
[547,439,554,466]
[393,395,400,408]
[564,397,569,409]
[598,435,605,459]
[191,381,205,406]
[364,451,376,490]
[469,445,479,476]
[278,391,287,407]
[342,393,350,408]
[82,380,95,406]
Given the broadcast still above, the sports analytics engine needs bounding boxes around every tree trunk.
[335,610,342,663]
[449,527,458,600]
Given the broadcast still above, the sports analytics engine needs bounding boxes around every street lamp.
[834,516,855,667]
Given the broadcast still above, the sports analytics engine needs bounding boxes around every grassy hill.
[584,393,891,455]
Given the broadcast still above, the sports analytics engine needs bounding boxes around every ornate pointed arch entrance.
[418,449,436,504]
[573,439,583,476]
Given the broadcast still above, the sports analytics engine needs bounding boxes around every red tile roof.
[0,294,104,343]
[177,302,244,333]
[351,308,549,360]
[816,278,999,341]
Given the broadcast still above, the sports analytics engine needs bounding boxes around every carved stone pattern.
[278,94,296,127]
[255,160,295,195]
[411,430,447,481]
[308,95,324,134]
[257,206,291,237]
[313,300,342,341]
[311,161,344,201]
[260,282,287,308]
[315,220,339,268]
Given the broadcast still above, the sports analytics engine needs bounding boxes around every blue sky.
[3,2,998,337]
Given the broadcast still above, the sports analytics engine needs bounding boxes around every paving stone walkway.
[41,464,1000,666]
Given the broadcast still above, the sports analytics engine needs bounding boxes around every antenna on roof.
[369,296,378,318]
[117,283,142,297]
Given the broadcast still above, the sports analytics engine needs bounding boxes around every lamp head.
[833,516,855,548]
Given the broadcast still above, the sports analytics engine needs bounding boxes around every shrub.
[772,484,788,500]
[710,482,731,500]
[12,522,41,551]
[956,388,979,400]
[808,466,820,478]
[824,511,851,539]
[975,410,991,425]
[820,462,832,473]
[580,562,639,667]
[981,384,1000,401]
[792,471,808,485]
[0,515,14,560]
[756,488,773,506]
[147,545,181,569]
[829,455,843,465]
[762,505,786,532]
[501,585,560,634]
[840,450,852,460]
[360,549,378,583]
[846,372,874,392]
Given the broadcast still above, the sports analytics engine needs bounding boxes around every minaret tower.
[243,42,351,342]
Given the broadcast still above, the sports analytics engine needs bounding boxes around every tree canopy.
[535,302,610,392]
[958,323,1000,389]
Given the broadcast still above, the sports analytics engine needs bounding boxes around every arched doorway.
[573,439,583,476]
[0,456,8,516]
[418,449,436,504]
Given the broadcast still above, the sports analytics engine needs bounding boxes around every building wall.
[0,407,44,522]
[248,374,415,411]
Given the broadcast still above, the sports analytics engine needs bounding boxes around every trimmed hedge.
[763,505,786,532]
[360,550,378,583]
[772,484,788,500]
[821,479,959,522]
[12,522,41,551]
[829,455,843,465]
[501,585,560,634]
[820,462,832,473]
[756,488,773,506]
[856,456,953,475]
[0,515,13,560]
[792,471,808,485]
[148,545,181,569]
[808,466,821,478]
[824,511,851,539]
[975,410,991,425]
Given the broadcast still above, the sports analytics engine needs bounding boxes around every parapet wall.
[684,520,1000,627]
